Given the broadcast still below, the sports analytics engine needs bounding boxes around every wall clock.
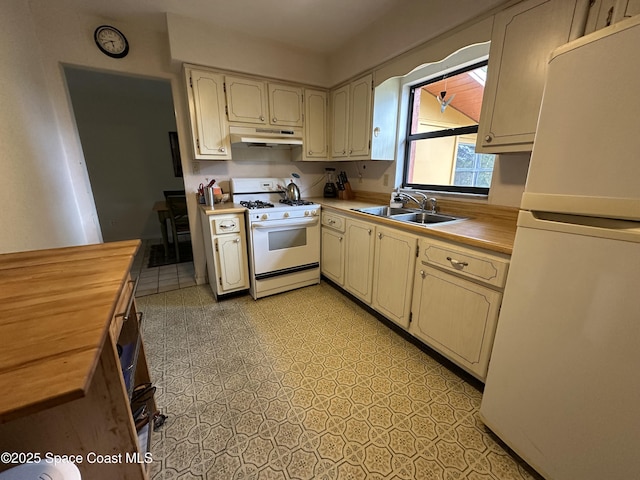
[94,25,129,58]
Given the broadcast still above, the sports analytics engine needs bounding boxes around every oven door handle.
[251,217,319,229]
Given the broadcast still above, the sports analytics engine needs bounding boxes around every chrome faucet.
[394,192,438,214]
[394,191,429,211]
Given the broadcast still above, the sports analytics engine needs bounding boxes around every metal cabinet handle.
[377,233,383,239]
[272,117,277,123]
[260,115,265,121]
[234,238,240,243]
[367,229,372,235]
[308,151,313,155]
[339,237,343,242]
[115,277,140,321]
[219,147,226,153]
[484,135,492,143]
[349,150,353,154]
[447,256,468,268]
[342,150,346,155]
[420,270,426,278]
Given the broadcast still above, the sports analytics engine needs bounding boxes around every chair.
[163,189,185,200]
[165,195,190,262]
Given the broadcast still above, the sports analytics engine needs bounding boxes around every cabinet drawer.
[321,212,345,232]
[420,239,509,289]
[212,216,241,234]
[110,274,135,341]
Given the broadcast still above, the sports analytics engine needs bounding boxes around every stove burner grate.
[240,200,275,209]
[279,199,315,206]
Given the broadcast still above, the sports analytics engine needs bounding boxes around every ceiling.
[61,0,415,54]
[422,68,486,122]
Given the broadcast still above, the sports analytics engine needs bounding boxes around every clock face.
[94,25,129,58]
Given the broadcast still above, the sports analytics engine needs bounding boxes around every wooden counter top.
[199,203,247,215]
[0,240,140,423]
[313,196,518,255]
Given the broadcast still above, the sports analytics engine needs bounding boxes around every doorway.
[64,67,194,295]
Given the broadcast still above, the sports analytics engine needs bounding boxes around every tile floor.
[132,239,196,297]
[138,283,542,480]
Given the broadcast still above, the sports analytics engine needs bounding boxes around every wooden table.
[153,200,170,257]
[0,241,156,479]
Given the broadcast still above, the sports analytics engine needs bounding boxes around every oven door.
[250,216,320,278]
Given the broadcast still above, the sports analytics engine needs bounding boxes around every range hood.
[229,125,303,148]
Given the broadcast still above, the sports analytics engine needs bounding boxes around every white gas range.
[230,178,321,299]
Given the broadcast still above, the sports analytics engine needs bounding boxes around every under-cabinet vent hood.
[229,125,303,148]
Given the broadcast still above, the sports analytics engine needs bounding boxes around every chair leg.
[171,224,180,263]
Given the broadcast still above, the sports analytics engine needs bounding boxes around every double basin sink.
[352,206,465,225]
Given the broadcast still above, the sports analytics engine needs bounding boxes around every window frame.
[403,60,491,195]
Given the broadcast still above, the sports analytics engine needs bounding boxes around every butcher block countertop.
[0,240,140,423]
[313,194,518,255]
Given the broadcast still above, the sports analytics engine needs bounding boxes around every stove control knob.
[311,210,319,216]
[261,214,268,220]
[304,211,310,216]
[283,212,290,218]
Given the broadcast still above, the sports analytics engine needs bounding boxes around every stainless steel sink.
[391,212,463,224]
[352,205,465,225]
[353,206,415,216]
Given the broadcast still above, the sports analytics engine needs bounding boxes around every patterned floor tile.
[139,283,542,480]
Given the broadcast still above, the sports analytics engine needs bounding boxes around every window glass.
[404,62,495,194]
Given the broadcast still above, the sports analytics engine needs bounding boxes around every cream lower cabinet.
[409,238,509,381]
[321,211,346,285]
[200,211,249,298]
[371,226,417,329]
[344,218,376,302]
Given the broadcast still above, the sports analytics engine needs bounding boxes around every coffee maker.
[323,168,338,198]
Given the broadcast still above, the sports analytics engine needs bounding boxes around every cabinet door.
[348,74,372,157]
[330,85,350,159]
[215,232,249,292]
[187,69,231,159]
[321,227,345,285]
[410,265,502,380]
[344,219,375,303]
[477,0,578,153]
[225,76,268,125]
[372,227,417,328]
[268,83,303,127]
[303,89,328,159]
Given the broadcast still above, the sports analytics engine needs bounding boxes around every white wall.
[0,0,86,253]
[329,0,507,85]
[167,13,330,87]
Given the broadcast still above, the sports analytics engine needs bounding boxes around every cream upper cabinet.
[477,0,580,153]
[344,218,376,303]
[371,226,417,328]
[225,76,268,125]
[185,67,232,160]
[225,76,303,128]
[348,74,373,157]
[303,89,328,159]
[330,84,350,159]
[330,74,372,160]
[585,0,640,33]
[268,83,303,127]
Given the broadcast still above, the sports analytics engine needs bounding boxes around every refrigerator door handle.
[519,211,640,243]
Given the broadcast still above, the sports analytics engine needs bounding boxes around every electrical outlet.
[192,162,200,174]
[383,174,389,186]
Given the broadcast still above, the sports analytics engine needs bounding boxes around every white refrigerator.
[480,15,640,480]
